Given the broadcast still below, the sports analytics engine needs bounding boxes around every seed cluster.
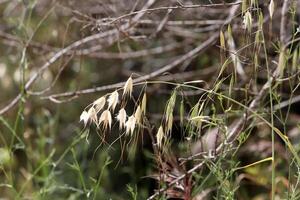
[79,77,175,149]
[79,77,146,136]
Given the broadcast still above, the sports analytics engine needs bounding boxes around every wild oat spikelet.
[268,0,274,19]
[79,110,89,126]
[125,115,136,135]
[99,109,112,129]
[123,76,133,97]
[93,96,106,113]
[108,90,119,111]
[134,105,142,124]
[141,93,147,114]
[87,107,97,124]
[220,30,225,49]
[166,113,173,134]
[243,11,252,32]
[156,126,164,148]
[116,108,127,129]
[165,91,176,133]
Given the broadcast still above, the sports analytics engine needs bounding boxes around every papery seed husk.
[141,93,147,114]
[108,90,119,111]
[116,108,127,129]
[166,113,173,134]
[123,76,133,97]
[125,115,136,135]
[80,110,89,126]
[156,126,164,148]
[88,107,97,124]
[268,0,274,19]
[134,105,142,124]
[93,96,106,113]
[99,110,112,129]
[220,31,225,49]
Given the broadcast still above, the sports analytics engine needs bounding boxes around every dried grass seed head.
[87,106,97,124]
[134,105,142,124]
[220,31,225,49]
[243,11,253,32]
[125,115,136,135]
[141,93,147,114]
[165,91,176,133]
[166,113,173,134]
[93,96,106,113]
[99,109,112,129]
[268,0,274,19]
[116,108,127,129]
[80,110,89,126]
[108,90,119,111]
[156,126,164,148]
[123,76,133,97]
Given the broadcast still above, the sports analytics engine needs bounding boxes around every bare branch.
[42,32,219,101]
[0,0,157,115]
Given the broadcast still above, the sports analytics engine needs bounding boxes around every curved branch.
[42,32,219,101]
[0,0,157,115]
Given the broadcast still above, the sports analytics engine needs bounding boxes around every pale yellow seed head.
[134,105,142,124]
[123,76,133,97]
[87,107,97,124]
[220,31,225,49]
[292,50,298,72]
[125,115,136,135]
[166,113,173,134]
[243,11,252,32]
[116,108,127,129]
[108,90,119,111]
[141,93,147,114]
[79,110,89,126]
[156,126,164,148]
[93,96,106,113]
[99,109,112,129]
[268,0,274,19]
[276,49,286,78]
